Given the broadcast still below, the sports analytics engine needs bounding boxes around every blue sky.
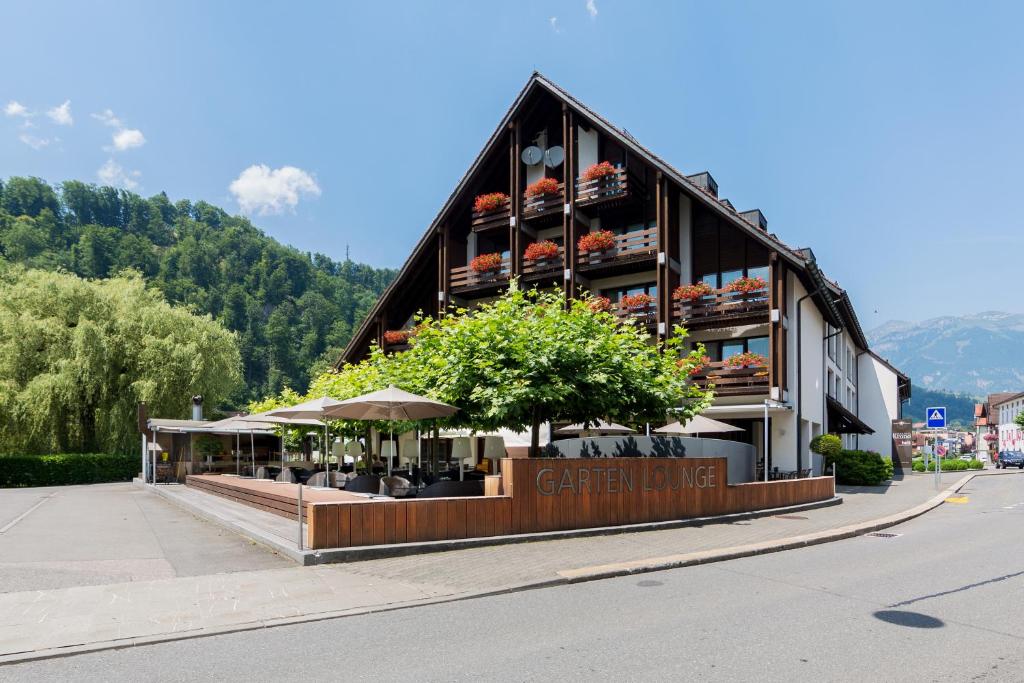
[2,1,1022,329]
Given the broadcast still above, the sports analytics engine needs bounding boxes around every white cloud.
[229,164,321,215]
[111,128,145,151]
[91,109,123,127]
[586,0,598,19]
[4,100,31,118]
[549,16,562,33]
[97,158,141,189]
[47,100,73,125]
[18,133,52,150]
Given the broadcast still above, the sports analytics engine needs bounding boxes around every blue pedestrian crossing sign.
[926,406,947,429]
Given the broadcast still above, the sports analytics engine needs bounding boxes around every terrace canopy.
[556,420,635,436]
[656,415,745,436]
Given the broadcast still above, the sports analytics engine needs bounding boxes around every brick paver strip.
[0,470,1018,665]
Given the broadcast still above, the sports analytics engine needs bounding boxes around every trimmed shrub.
[810,433,843,459]
[0,453,136,488]
[922,458,978,472]
[824,449,894,486]
[968,459,984,470]
[912,458,925,472]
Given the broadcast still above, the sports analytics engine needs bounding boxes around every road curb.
[3,470,1014,667]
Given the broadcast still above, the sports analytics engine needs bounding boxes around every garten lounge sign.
[535,460,719,496]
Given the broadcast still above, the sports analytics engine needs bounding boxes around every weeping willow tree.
[0,265,241,454]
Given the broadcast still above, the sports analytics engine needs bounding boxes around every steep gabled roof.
[338,72,873,365]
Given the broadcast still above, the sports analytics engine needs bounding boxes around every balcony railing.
[611,301,657,327]
[450,259,512,292]
[521,246,565,279]
[575,167,636,209]
[471,200,511,233]
[522,184,565,221]
[690,361,770,396]
[675,288,770,329]
[576,227,658,269]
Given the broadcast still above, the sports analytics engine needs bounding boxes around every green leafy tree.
[308,283,712,457]
[810,433,842,459]
[0,265,242,454]
[1015,412,1024,430]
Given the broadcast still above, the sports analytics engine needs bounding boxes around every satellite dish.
[521,146,543,166]
[544,146,565,168]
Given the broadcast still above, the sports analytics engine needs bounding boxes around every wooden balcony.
[471,200,511,234]
[675,288,770,330]
[575,167,640,210]
[522,184,565,223]
[521,246,565,281]
[691,361,770,396]
[576,227,658,274]
[450,259,511,294]
[611,301,657,329]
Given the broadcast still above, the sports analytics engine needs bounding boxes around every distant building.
[993,392,1024,451]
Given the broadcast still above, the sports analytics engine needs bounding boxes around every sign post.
[927,407,946,489]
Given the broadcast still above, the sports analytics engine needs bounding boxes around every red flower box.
[470,252,503,274]
[724,352,767,368]
[582,161,617,181]
[383,330,410,345]
[473,192,509,214]
[619,293,654,311]
[524,240,559,261]
[682,354,712,376]
[588,295,611,312]
[525,177,560,197]
[672,282,715,301]
[722,275,768,294]
[577,230,616,253]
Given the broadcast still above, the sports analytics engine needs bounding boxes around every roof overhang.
[827,396,874,435]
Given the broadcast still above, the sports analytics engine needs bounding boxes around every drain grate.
[866,532,902,539]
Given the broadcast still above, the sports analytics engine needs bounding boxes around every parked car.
[996,451,1024,469]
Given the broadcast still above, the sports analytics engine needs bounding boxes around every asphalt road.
[0,483,291,592]
[3,475,1023,682]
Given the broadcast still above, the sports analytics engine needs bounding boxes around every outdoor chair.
[345,474,383,494]
[275,468,297,484]
[382,475,413,498]
[306,471,329,487]
[417,479,484,498]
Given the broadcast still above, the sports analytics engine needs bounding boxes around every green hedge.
[0,453,137,487]
[824,449,894,486]
[912,458,984,472]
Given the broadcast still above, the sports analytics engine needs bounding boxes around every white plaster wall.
[678,192,692,284]
[857,354,899,456]
[577,125,598,175]
[791,275,825,470]
[525,130,547,186]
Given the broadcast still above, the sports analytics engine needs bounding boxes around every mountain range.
[867,311,1024,398]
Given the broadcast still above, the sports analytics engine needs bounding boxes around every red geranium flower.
[724,352,768,368]
[525,177,560,197]
[619,293,654,310]
[588,295,612,312]
[673,282,715,301]
[383,330,410,345]
[577,230,616,253]
[722,276,768,294]
[469,252,503,273]
[473,192,509,213]
[524,240,559,261]
[582,161,617,181]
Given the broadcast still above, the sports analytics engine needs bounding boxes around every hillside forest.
[0,176,395,406]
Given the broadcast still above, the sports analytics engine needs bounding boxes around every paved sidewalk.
[1,470,1018,663]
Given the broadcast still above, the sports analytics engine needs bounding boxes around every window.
[602,283,657,306]
[692,218,770,289]
[704,336,769,362]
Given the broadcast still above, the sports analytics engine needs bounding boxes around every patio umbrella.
[326,385,458,476]
[267,397,348,487]
[656,415,745,436]
[556,420,635,436]
[237,412,324,472]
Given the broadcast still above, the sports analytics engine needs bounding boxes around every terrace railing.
[576,227,658,268]
[690,361,770,396]
[522,183,565,221]
[470,199,512,233]
[575,167,636,209]
[675,288,770,329]
[521,245,565,278]
[450,258,512,292]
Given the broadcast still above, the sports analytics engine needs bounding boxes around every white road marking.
[0,492,56,534]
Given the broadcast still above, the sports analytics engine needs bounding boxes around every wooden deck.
[186,475,365,522]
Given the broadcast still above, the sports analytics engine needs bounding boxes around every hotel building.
[338,73,910,475]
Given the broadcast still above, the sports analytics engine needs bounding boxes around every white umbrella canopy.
[326,385,459,421]
[266,397,346,421]
[656,415,745,435]
[556,420,635,436]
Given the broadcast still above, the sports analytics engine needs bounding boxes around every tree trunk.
[530,405,541,458]
[431,424,440,478]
